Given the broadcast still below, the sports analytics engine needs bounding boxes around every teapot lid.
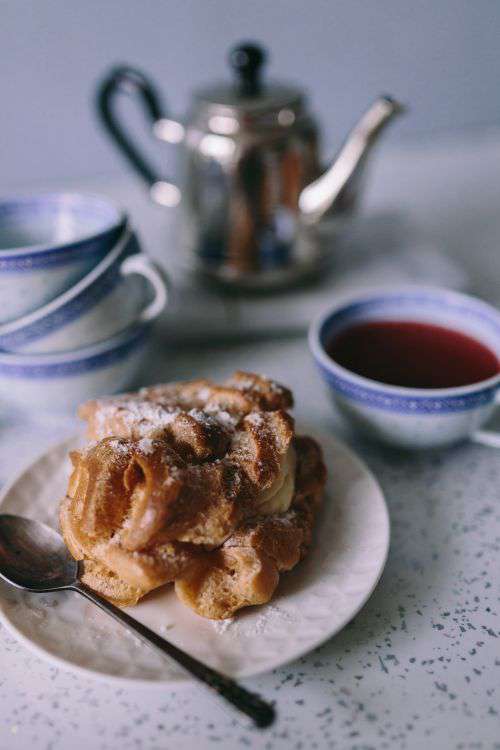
[192,42,305,123]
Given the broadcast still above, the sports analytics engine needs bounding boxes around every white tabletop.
[2,131,500,749]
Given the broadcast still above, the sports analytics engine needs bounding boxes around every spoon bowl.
[0,514,78,591]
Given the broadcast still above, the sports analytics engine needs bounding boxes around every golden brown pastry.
[61,372,326,619]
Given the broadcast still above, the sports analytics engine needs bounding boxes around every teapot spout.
[299,96,405,225]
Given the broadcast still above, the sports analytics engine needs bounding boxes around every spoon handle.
[72,580,275,728]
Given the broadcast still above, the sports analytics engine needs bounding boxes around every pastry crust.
[61,372,326,618]
[176,437,325,619]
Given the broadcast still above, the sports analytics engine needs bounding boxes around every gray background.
[2,0,500,188]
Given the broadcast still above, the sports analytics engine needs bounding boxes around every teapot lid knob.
[229,42,266,97]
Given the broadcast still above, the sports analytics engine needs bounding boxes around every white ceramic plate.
[0,430,389,686]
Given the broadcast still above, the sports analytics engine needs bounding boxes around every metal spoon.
[0,514,275,728]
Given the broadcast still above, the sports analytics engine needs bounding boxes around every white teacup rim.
[0,192,126,257]
[309,284,500,400]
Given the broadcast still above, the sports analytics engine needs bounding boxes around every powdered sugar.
[251,604,295,633]
[187,408,218,427]
[213,409,239,428]
[137,437,155,454]
[210,617,234,634]
[202,405,239,430]
[105,438,130,454]
[95,397,241,440]
[245,412,265,427]
[210,604,296,637]
[94,397,182,436]
[228,373,285,395]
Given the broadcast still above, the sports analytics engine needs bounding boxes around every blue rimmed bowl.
[0,226,168,354]
[309,286,500,449]
[0,320,153,413]
[0,193,126,323]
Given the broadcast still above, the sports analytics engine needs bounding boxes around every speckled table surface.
[1,132,500,749]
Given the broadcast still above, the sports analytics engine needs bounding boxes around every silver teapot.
[97,42,404,289]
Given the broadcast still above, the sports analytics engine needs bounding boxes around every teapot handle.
[96,66,181,206]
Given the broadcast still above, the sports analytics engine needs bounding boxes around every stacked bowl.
[0,193,168,411]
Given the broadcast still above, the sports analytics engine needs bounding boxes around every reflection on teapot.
[97,42,405,289]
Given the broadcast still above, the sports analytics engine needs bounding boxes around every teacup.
[309,286,500,449]
[0,225,168,354]
[0,193,126,323]
[0,321,153,413]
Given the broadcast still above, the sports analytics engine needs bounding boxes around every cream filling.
[255,446,296,516]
